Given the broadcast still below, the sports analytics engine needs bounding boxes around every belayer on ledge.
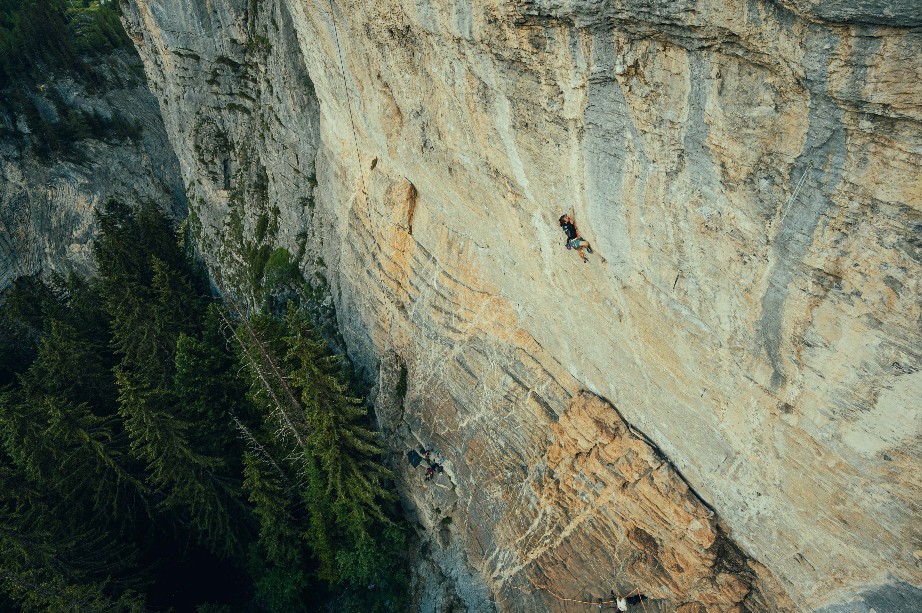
[559,213,593,263]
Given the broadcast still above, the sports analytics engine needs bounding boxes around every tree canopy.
[0,199,408,611]
[1,0,143,160]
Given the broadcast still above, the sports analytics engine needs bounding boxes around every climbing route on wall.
[323,0,366,197]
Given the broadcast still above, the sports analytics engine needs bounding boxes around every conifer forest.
[0,201,408,611]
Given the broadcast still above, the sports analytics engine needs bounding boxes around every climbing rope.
[324,0,367,196]
[777,161,812,228]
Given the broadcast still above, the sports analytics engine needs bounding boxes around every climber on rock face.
[559,214,593,262]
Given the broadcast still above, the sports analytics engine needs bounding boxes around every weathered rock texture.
[122,0,922,610]
[0,50,184,288]
[120,0,321,304]
[394,392,795,610]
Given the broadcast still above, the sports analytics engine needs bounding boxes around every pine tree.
[283,308,407,610]
[242,444,313,612]
[283,307,394,535]
[0,466,146,613]
[233,310,318,610]
[173,305,248,461]
[0,325,147,611]
[58,273,118,399]
[0,275,59,387]
[95,199,240,556]
[237,306,407,608]
[0,308,145,529]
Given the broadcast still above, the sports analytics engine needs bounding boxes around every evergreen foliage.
[0,0,130,85]
[263,247,300,290]
[95,199,242,557]
[0,271,148,611]
[0,275,57,387]
[1,0,142,160]
[237,307,409,612]
[0,199,409,610]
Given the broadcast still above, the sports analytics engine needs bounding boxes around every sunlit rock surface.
[123,0,921,609]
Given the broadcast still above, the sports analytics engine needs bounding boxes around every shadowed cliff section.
[0,0,185,289]
[119,0,322,311]
[778,0,922,27]
[814,581,922,613]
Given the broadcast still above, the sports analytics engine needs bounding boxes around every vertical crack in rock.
[757,24,848,389]
[583,27,645,261]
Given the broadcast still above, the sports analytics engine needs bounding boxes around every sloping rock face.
[122,0,921,610]
[0,50,184,289]
[388,391,794,610]
[119,0,321,303]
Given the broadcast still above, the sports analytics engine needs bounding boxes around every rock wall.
[120,0,321,304]
[122,0,922,610]
[0,50,184,288]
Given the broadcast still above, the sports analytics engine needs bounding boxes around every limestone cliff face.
[123,0,921,610]
[0,50,184,288]
[119,0,321,304]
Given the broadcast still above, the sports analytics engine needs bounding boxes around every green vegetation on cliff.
[0,0,130,83]
[0,200,408,611]
[0,0,142,160]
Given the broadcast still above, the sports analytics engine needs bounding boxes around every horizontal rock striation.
[124,0,922,610]
[499,392,790,610]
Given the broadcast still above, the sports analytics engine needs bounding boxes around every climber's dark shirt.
[561,221,578,241]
